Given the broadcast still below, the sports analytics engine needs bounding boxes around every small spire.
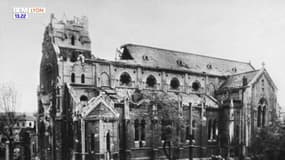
[261,61,265,69]
[62,13,67,23]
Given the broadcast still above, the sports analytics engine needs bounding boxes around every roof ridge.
[122,43,253,65]
[230,69,260,76]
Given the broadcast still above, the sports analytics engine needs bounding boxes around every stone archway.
[257,98,268,127]
[81,95,119,160]
[100,72,110,87]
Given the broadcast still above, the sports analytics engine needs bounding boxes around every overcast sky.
[0,0,284,112]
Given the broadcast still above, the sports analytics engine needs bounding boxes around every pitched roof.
[0,112,35,121]
[118,44,254,76]
[220,70,260,89]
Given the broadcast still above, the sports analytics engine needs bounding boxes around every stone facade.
[37,15,278,160]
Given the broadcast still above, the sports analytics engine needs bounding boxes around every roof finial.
[62,13,67,23]
[262,61,265,69]
[50,13,55,23]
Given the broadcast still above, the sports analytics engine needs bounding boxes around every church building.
[37,15,278,160]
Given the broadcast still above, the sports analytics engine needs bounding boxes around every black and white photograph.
[0,0,284,160]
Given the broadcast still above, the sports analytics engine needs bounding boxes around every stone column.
[204,73,208,94]
[137,67,142,89]
[5,141,9,160]
[227,99,235,159]
[151,104,159,160]
[51,118,56,160]
[99,119,103,154]
[95,64,99,87]
[81,119,86,160]
[200,100,207,157]
[184,73,188,93]
[161,71,167,91]
[109,64,114,88]
[189,103,193,160]
[121,98,131,160]
[124,98,130,120]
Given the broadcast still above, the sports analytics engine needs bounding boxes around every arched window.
[170,77,180,89]
[106,132,110,152]
[80,95,88,108]
[134,119,139,141]
[120,72,131,86]
[142,55,149,61]
[186,126,190,141]
[161,120,166,141]
[192,120,196,128]
[176,59,183,66]
[71,35,75,45]
[141,120,146,141]
[100,72,110,87]
[212,120,217,139]
[192,81,201,91]
[90,133,95,151]
[207,64,212,69]
[257,98,267,128]
[71,73,75,83]
[208,119,212,140]
[235,125,239,142]
[80,95,88,102]
[146,75,157,88]
[81,74,85,83]
[257,106,262,127]
[262,106,266,127]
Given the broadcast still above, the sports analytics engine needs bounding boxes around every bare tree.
[0,83,19,159]
[150,92,185,160]
[133,90,186,160]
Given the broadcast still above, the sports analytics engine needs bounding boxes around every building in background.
[0,112,36,160]
[37,15,278,160]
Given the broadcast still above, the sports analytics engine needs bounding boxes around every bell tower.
[50,14,92,62]
[38,14,94,160]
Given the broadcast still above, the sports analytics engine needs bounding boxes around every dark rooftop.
[118,44,255,76]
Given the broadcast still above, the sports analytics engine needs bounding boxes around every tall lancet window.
[81,74,85,83]
[186,126,190,141]
[257,106,262,127]
[212,119,217,140]
[262,106,266,127]
[71,35,75,45]
[208,119,212,140]
[141,120,146,141]
[71,73,75,83]
[90,133,95,151]
[134,119,139,141]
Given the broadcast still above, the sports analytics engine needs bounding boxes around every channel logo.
[13,7,46,19]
